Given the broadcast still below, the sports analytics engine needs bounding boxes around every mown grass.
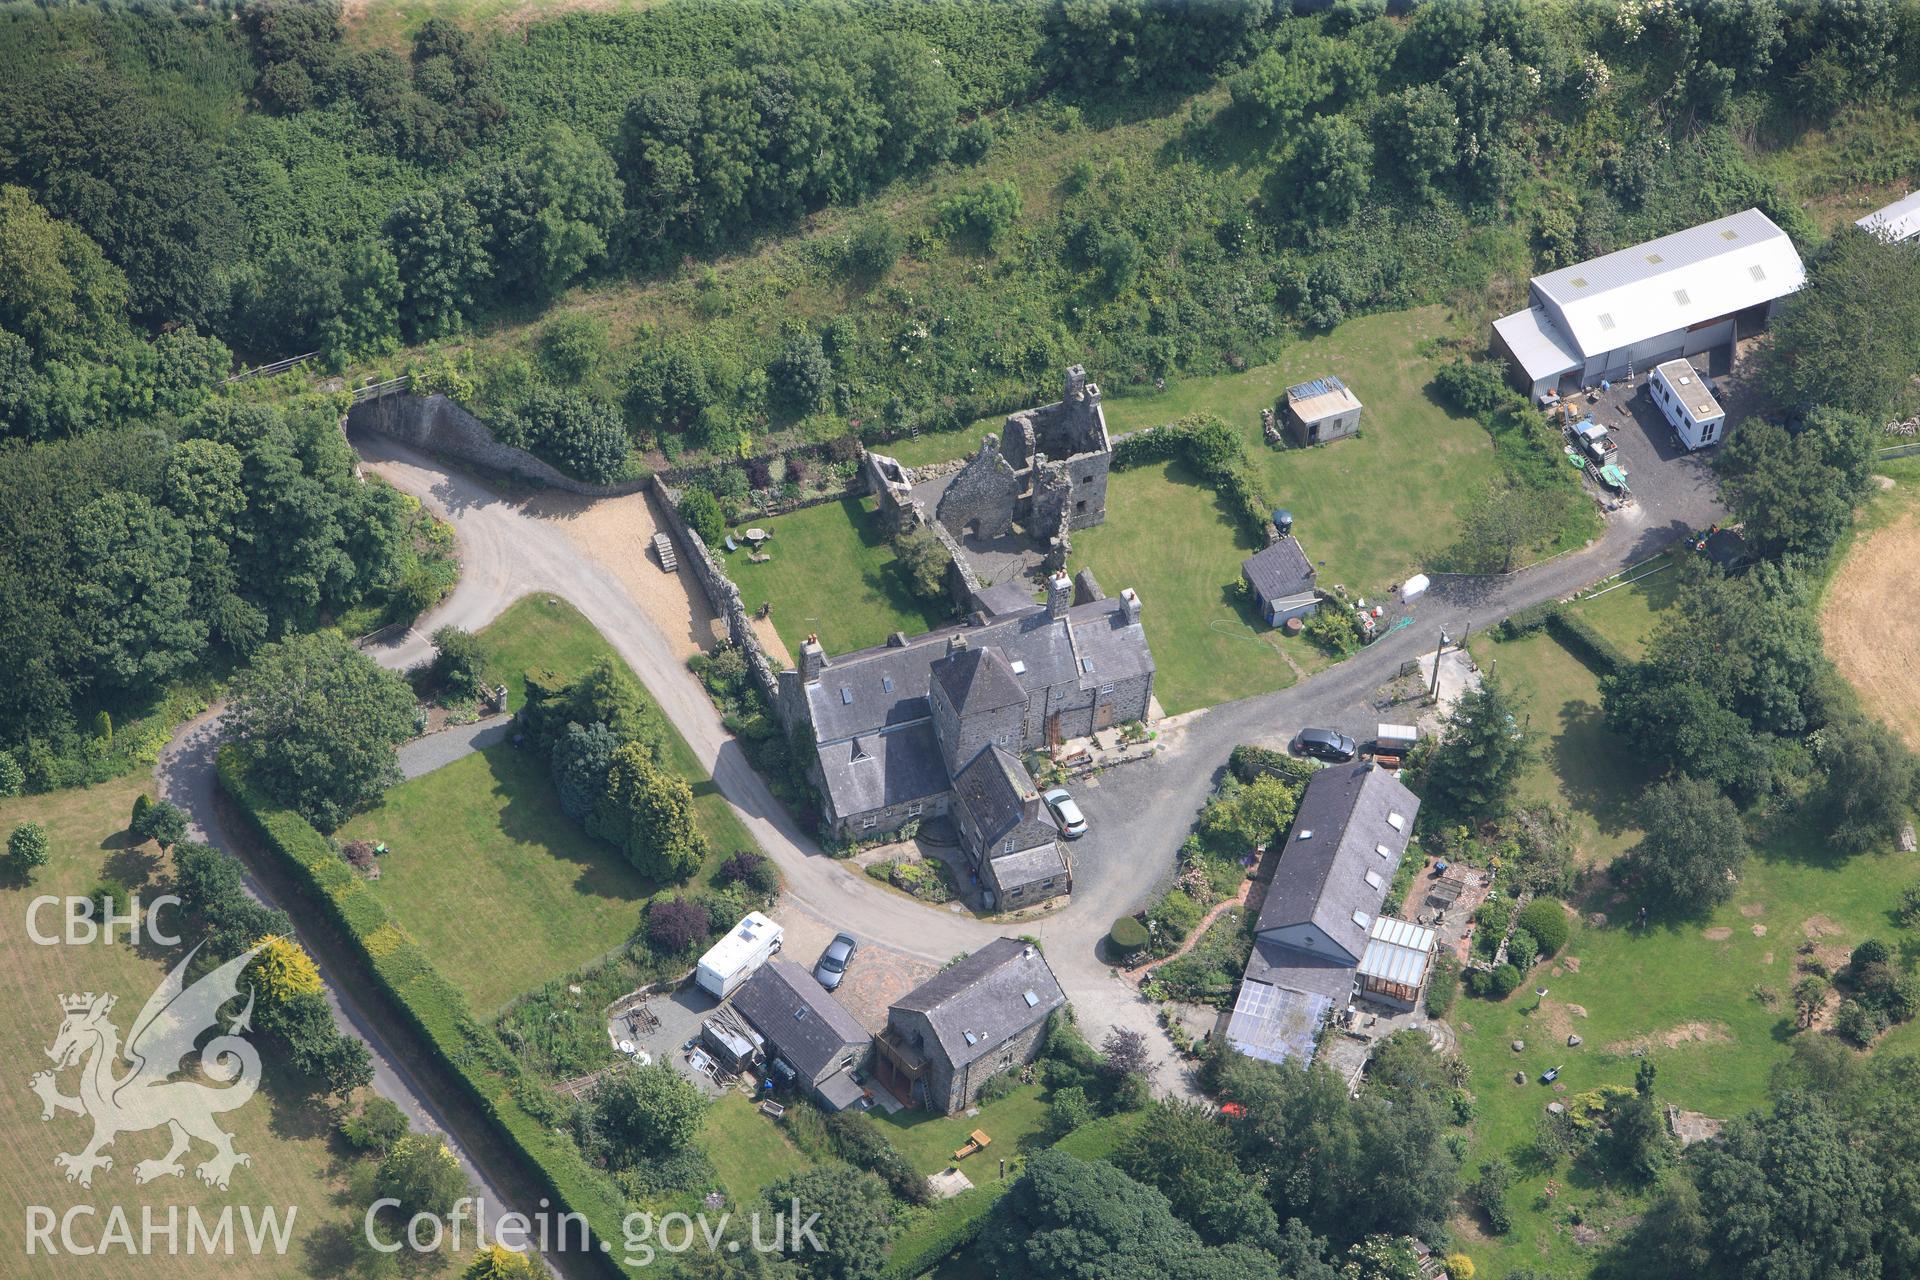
[900,306,1503,598]
[701,1093,814,1206]
[338,596,747,1013]
[877,1081,1053,1177]
[722,496,952,659]
[0,776,463,1278]
[1066,457,1315,715]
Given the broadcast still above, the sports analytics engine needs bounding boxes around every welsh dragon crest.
[30,940,267,1190]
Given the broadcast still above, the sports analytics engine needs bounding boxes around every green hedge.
[1546,609,1626,676]
[1110,415,1270,545]
[1227,743,1320,787]
[1497,600,1561,640]
[218,750,632,1278]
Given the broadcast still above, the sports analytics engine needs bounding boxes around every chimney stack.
[1047,571,1072,619]
[1120,588,1142,625]
[799,634,827,683]
[947,633,969,655]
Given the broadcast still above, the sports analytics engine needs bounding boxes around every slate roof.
[803,598,1151,746]
[973,581,1041,618]
[1255,763,1420,962]
[932,646,1026,716]
[1242,936,1361,1003]
[815,721,951,821]
[892,937,1064,1070]
[1242,536,1316,603]
[732,958,869,1081]
[988,840,1069,892]
[952,744,1056,851]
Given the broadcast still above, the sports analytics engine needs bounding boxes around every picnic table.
[743,527,770,545]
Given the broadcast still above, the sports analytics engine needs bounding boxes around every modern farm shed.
[1492,207,1805,400]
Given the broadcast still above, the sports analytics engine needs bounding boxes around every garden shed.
[1283,375,1363,446]
[1241,535,1318,626]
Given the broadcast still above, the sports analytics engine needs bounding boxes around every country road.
[155,419,1723,1249]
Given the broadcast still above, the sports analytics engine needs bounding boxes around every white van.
[696,911,783,1000]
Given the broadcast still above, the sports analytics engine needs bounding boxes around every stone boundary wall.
[347,392,650,497]
[654,480,783,706]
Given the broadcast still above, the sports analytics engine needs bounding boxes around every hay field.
[1823,504,1920,749]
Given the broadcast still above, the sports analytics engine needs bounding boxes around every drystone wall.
[654,481,782,706]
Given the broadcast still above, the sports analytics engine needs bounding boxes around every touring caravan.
[696,911,784,999]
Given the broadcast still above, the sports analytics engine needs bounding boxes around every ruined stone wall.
[654,481,782,710]
[935,438,1023,540]
[347,393,650,496]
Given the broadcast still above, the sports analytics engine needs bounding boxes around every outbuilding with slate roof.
[873,938,1065,1113]
[731,958,872,1111]
[1242,535,1319,626]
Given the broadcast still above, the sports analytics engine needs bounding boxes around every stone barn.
[873,938,1065,1112]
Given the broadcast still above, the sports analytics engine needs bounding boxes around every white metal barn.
[1649,357,1727,450]
[1492,208,1806,401]
[1856,190,1920,242]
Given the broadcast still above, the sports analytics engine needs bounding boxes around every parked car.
[813,932,857,991]
[1292,728,1357,762]
[1043,787,1088,838]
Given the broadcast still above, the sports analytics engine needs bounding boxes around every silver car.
[1043,787,1088,839]
[813,932,857,991]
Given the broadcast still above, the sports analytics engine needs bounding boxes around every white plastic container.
[1400,574,1430,602]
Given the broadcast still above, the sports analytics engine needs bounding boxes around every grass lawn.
[1564,551,1683,661]
[1455,577,1920,1278]
[721,496,951,659]
[339,596,751,1014]
[1470,632,1654,869]
[0,776,461,1279]
[877,1082,1053,1177]
[1454,814,1920,1279]
[701,1093,814,1206]
[1068,457,1327,714]
[895,306,1503,597]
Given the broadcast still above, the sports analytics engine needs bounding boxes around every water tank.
[1273,509,1294,536]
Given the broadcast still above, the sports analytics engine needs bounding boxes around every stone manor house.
[769,368,1153,908]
